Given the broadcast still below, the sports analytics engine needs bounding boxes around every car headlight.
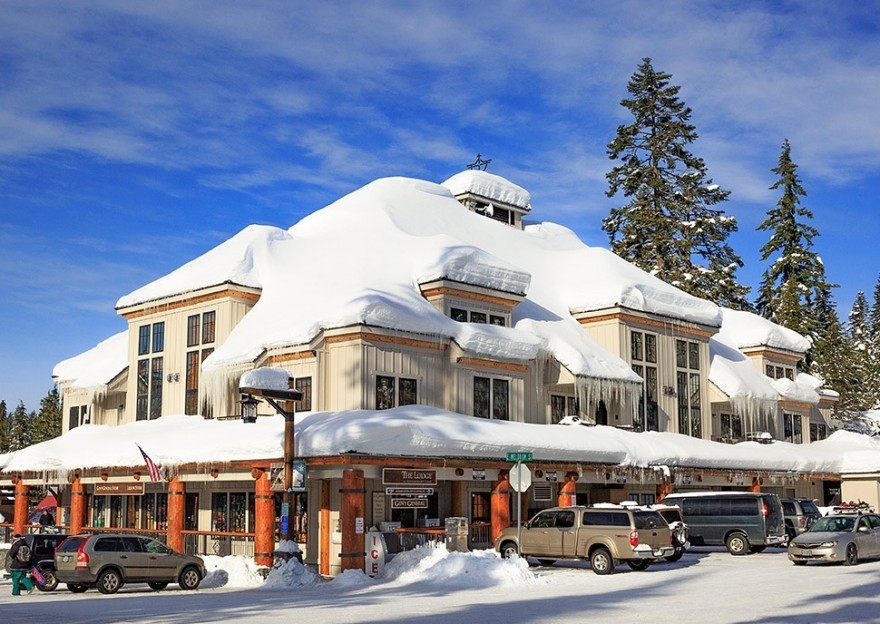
[820,540,838,548]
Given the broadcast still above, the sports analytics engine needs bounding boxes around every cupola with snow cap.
[442,170,532,230]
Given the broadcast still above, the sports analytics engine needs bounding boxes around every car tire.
[627,559,650,571]
[844,543,859,566]
[725,532,749,555]
[97,569,124,594]
[148,581,169,591]
[37,568,59,592]
[499,542,519,559]
[590,547,615,575]
[67,583,89,593]
[179,566,202,590]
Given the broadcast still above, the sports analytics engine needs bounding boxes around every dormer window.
[450,307,506,326]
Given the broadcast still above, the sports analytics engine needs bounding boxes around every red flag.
[137,444,162,482]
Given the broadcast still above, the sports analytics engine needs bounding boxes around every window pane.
[138,325,150,356]
[732,415,743,438]
[567,397,579,416]
[474,377,490,418]
[150,357,163,419]
[631,332,643,361]
[399,378,417,406]
[785,368,794,381]
[229,493,247,533]
[645,367,658,431]
[493,379,509,420]
[376,375,395,410]
[295,377,312,412]
[645,334,657,363]
[202,311,216,344]
[152,322,165,353]
[766,365,775,378]
[185,351,199,415]
[470,311,487,324]
[676,340,687,368]
[136,359,149,421]
[489,315,505,326]
[187,315,199,347]
[550,396,565,423]
[212,493,228,532]
[721,413,731,436]
[689,342,699,370]
[451,308,468,322]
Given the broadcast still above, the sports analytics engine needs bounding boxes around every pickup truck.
[494,505,674,574]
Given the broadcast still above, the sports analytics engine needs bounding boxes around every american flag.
[137,444,162,482]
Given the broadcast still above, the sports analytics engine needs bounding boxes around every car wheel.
[725,532,749,555]
[844,543,859,566]
[590,547,615,575]
[67,583,89,593]
[179,566,202,590]
[148,581,169,591]
[499,542,519,559]
[626,559,650,571]
[665,551,683,563]
[37,569,59,592]
[97,569,123,595]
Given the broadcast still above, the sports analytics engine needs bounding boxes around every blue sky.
[2,1,879,411]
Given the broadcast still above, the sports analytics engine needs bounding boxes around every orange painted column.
[340,469,366,573]
[749,477,763,493]
[13,479,29,535]
[167,477,185,552]
[253,468,275,567]
[490,470,510,543]
[70,477,86,535]
[319,480,331,576]
[558,472,578,507]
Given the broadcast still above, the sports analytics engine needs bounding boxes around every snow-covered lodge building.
[2,170,851,576]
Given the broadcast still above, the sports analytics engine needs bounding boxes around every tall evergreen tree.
[756,139,835,335]
[7,401,33,451]
[0,399,8,452]
[32,387,63,444]
[843,292,875,410]
[604,57,750,309]
[809,287,861,416]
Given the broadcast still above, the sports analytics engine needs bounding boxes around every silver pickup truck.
[494,504,674,574]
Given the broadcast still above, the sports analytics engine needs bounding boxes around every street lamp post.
[239,384,302,543]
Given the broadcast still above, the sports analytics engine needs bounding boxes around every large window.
[784,413,803,443]
[295,377,313,412]
[136,323,166,420]
[376,375,418,410]
[676,339,701,438]
[474,376,509,420]
[810,422,828,441]
[720,413,743,441]
[631,331,658,431]
[184,311,217,416]
[550,395,579,423]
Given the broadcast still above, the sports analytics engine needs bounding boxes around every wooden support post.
[340,469,365,573]
[749,477,763,493]
[451,480,463,517]
[253,468,275,567]
[319,480,330,576]
[13,479,29,535]
[70,476,85,535]
[167,477,185,553]
[656,481,672,502]
[490,470,510,544]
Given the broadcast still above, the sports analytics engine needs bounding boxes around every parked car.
[788,509,880,566]
[1,530,68,591]
[54,533,205,594]
[649,504,690,562]
[660,492,786,555]
[494,504,674,574]
[781,498,822,540]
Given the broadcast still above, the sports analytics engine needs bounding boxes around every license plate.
[800,549,811,557]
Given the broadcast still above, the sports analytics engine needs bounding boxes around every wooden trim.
[779,400,812,411]
[740,348,802,364]
[456,357,528,373]
[576,311,716,339]
[420,286,521,308]
[268,351,317,364]
[326,330,448,351]
[119,288,260,319]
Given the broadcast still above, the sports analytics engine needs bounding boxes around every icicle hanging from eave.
[200,361,254,419]
[573,374,640,422]
[729,394,779,427]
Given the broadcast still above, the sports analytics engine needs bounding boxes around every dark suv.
[781,498,822,540]
[54,533,205,594]
[2,531,68,591]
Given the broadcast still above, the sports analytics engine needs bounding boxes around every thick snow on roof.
[718,308,810,353]
[2,407,877,477]
[708,334,779,417]
[108,175,720,386]
[51,330,128,389]
[441,169,531,210]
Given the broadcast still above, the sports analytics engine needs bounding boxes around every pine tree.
[604,57,750,309]
[809,288,860,417]
[844,292,874,410]
[32,387,62,444]
[7,401,33,451]
[756,139,835,335]
[0,399,8,453]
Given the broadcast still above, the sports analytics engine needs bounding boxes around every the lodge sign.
[94,483,145,495]
[383,468,436,486]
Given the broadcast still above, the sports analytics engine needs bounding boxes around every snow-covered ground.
[3,544,879,623]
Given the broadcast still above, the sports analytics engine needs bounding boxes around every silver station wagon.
[788,509,880,566]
